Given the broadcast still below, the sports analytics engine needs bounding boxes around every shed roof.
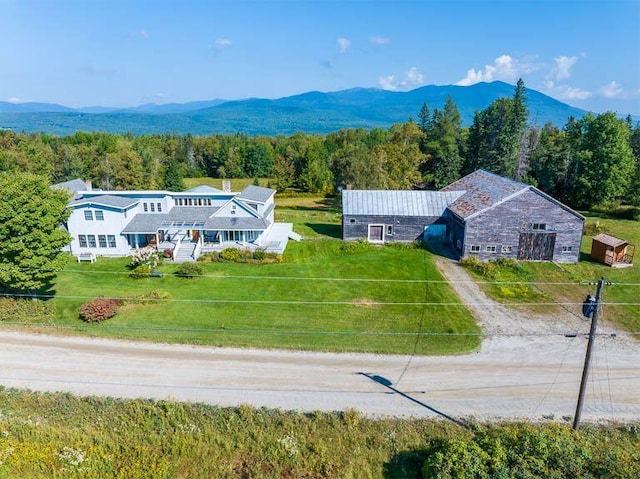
[442,169,529,219]
[592,233,629,248]
[237,185,275,203]
[342,190,466,217]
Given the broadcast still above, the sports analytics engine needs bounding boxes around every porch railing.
[192,235,203,260]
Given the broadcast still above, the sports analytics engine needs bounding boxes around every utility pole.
[573,277,605,431]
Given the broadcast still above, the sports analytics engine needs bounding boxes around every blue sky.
[2,0,639,114]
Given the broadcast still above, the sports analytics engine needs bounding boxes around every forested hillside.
[1,81,638,211]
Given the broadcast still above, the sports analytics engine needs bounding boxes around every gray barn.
[342,169,584,263]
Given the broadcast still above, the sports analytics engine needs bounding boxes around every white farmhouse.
[52,180,297,261]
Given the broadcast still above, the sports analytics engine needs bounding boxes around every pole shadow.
[358,372,469,429]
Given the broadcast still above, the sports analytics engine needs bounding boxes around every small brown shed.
[590,233,635,267]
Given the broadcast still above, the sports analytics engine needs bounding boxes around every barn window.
[470,245,480,253]
[386,225,394,235]
[486,245,497,253]
[502,245,513,253]
[562,246,573,253]
[349,218,356,224]
[531,223,547,230]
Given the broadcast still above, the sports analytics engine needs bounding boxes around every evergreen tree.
[163,159,186,191]
[423,96,463,187]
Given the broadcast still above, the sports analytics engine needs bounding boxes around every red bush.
[79,298,121,323]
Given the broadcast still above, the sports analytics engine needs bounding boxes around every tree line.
[1,79,638,210]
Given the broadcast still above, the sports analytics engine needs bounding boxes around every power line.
[1,321,635,337]
[4,266,640,286]
[2,292,640,306]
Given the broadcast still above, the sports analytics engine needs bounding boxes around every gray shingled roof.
[342,190,465,217]
[442,169,529,219]
[51,179,88,198]
[237,185,275,203]
[71,194,139,209]
[592,233,629,248]
[121,206,268,233]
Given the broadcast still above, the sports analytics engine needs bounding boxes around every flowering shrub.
[130,246,161,269]
[79,298,121,322]
[220,248,241,262]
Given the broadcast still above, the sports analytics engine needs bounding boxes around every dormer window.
[143,203,148,212]
[157,202,162,212]
[150,203,155,212]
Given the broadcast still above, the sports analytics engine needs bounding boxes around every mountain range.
[0,81,622,136]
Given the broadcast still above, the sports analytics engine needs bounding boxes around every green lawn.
[465,215,640,335]
[47,240,480,355]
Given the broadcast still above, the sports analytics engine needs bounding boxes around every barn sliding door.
[518,233,556,260]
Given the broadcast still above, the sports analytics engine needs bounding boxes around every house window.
[150,203,155,212]
[470,245,481,253]
[198,198,203,206]
[95,210,104,221]
[78,235,87,248]
[87,235,96,248]
[486,245,497,253]
[502,245,513,253]
[143,203,148,212]
[207,198,212,206]
[188,198,193,206]
[386,225,394,235]
[349,218,356,224]
[231,204,236,214]
[98,235,107,248]
[176,198,182,206]
[84,210,93,221]
[157,203,162,212]
[107,235,116,248]
[531,223,547,230]
[562,246,573,253]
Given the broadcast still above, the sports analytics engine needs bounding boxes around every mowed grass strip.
[49,240,480,355]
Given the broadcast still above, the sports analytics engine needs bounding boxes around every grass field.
[45,239,480,355]
[464,215,640,335]
[0,389,637,479]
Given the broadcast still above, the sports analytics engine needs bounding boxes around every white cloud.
[600,81,624,98]
[139,29,150,39]
[378,67,425,91]
[337,37,350,53]
[7,97,23,103]
[370,35,390,45]
[214,38,232,49]
[456,55,519,85]
[550,55,577,81]
[541,80,592,100]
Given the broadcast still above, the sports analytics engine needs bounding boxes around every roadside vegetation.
[0,388,637,478]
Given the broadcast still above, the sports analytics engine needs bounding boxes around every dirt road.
[1,260,638,421]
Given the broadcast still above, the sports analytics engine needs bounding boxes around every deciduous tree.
[0,173,71,294]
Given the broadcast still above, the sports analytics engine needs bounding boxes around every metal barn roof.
[342,190,465,217]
